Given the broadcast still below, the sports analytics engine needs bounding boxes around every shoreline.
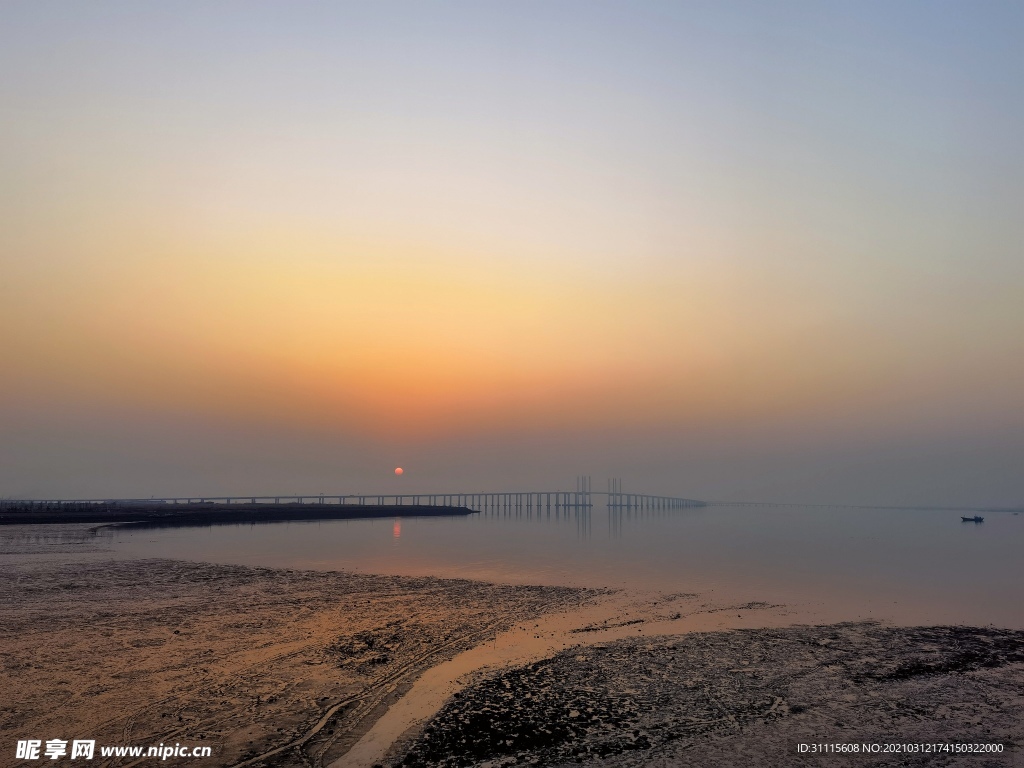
[0,503,475,527]
[3,545,1022,767]
[1,555,597,767]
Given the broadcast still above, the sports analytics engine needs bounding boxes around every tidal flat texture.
[0,558,594,767]
[397,623,1024,767]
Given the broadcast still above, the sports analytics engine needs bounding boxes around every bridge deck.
[1,490,705,512]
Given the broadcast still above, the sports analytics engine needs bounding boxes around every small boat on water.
[961,515,984,523]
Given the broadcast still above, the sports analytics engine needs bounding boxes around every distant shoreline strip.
[0,504,476,527]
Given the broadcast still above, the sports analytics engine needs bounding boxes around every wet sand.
[4,534,1022,767]
[1,557,595,767]
[333,592,798,768]
[339,592,1024,768]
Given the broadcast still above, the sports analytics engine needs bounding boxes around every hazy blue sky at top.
[2,2,1022,504]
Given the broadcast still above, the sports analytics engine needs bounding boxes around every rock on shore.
[398,623,1024,767]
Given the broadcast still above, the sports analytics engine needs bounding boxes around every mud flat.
[393,622,1024,767]
[0,557,596,767]
[5,537,1023,768]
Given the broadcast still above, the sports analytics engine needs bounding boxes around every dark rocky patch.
[396,623,1024,767]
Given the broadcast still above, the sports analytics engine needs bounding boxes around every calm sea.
[80,503,1024,628]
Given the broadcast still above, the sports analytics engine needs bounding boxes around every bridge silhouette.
[2,477,705,513]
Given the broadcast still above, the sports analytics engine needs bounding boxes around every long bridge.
[1,477,705,513]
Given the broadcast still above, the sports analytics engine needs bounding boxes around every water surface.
[85,503,1024,628]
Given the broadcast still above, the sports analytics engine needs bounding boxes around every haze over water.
[90,504,1024,629]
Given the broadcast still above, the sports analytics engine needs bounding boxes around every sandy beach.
[0,555,594,767]
[3,536,1022,767]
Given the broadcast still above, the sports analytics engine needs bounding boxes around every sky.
[2,1,1022,505]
